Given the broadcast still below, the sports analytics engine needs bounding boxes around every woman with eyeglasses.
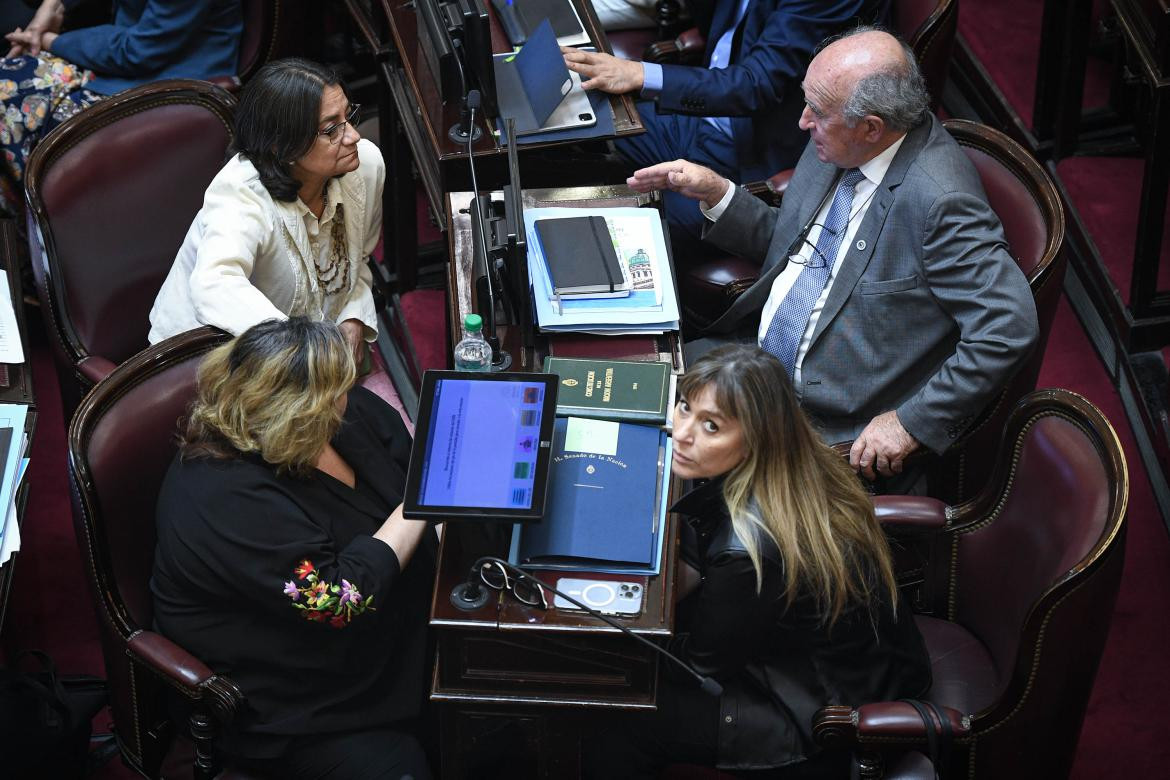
[149,57,382,370]
[586,344,931,777]
[152,317,435,779]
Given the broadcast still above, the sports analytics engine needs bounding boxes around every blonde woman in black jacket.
[587,344,931,777]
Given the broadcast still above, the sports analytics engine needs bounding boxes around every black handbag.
[0,649,108,778]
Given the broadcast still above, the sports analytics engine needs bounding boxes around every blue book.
[517,417,664,568]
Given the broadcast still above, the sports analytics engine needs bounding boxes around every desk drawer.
[433,631,658,708]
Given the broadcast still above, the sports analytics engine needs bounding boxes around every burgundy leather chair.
[208,0,299,92]
[24,79,236,421]
[923,119,1067,502]
[815,388,1128,778]
[68,327,266,780]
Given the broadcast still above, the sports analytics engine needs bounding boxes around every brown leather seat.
[25,80,236,421]
[815,389,1129,778]
[68,327,255,780]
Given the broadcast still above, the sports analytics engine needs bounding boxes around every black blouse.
[151,387,437,759]
[670,478,932,770]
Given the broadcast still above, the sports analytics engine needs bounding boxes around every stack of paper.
[525,207,681,334]
[0,403,30,565]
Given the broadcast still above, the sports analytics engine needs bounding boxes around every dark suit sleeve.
[655,0,870,117]
[671,552,782,681]
[896,190,1039,452]
[51,0,215,77]
[702,185,784,267]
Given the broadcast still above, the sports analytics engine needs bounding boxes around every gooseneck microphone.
[450,557,724,698]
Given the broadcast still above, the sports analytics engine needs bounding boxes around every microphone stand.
[450,557,724,698]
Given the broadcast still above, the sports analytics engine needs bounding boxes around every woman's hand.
[338,318,366,368]
[5,0,64,57]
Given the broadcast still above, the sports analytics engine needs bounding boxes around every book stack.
[525,206,681,335]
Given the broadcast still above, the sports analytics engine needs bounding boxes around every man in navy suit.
[564,0,889,253]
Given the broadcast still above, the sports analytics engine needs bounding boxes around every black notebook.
[491,0,588,46]
[535,216,629,296]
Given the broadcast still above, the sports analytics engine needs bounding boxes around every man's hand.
[338,318,366,369]
[6,0,64,57]
[849,411,920,480]
[561,47,643,94]
[627,160,730,208]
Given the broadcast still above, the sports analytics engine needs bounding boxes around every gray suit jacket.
[702,114,1039,453]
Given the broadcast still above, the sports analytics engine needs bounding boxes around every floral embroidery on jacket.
[284,559,375,628]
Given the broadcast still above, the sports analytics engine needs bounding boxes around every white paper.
[564,416,620,456]
[0,275,24,363]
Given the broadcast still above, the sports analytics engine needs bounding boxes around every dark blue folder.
[517,418,663,567]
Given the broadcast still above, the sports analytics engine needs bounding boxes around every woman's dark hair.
[232,58,344,202]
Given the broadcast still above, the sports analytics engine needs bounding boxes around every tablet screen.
[404,371,557,522]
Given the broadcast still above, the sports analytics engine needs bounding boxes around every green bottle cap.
[464,313,483,332]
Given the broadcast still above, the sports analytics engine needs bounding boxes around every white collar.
[857,133,906,186]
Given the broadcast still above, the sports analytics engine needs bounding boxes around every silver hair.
[822,25,930,132]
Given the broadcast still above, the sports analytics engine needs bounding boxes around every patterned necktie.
[761,167,866,377]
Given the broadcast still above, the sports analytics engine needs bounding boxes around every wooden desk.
[344,0,644,290]
[431,187,681,778]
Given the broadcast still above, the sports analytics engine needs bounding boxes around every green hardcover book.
[542,356,671,423]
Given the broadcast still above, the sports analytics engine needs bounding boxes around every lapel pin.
[856,239,867,251]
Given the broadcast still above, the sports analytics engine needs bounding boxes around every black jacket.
[670,479,931,770]
[152,388,437,759]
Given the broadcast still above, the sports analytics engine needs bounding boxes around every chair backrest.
[931,119,1067,503]
[949,389,1127,776]
[25,80,235,416]
[68,327,230,775]
[895,0,958,113]
[237,0,282,83]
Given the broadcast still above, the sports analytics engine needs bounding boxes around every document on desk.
[0,275,26,363]
[525,207,680,333]
[0,403,29,563]
[508,417,671,575]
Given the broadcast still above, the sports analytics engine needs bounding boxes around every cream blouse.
[148,138,385,343]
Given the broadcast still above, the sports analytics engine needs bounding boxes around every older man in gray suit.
[628,27,1038,483]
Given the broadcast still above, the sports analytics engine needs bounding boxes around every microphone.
[448,40,482,144]
[462,88,511,370]
[451,557,724,698]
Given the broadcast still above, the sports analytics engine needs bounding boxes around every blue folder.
[515,418,665,569]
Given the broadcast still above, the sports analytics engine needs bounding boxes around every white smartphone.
[554,578,644,616]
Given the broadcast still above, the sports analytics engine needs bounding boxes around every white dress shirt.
[702,134,906,386]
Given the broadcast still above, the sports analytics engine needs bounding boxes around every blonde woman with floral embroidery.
[0,0,241,215]
[152,317,435,779]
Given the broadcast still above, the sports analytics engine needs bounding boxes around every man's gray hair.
[824,25,930,132]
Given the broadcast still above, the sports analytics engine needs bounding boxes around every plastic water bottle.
[454,313,492,372]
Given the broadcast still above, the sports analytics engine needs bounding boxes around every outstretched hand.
[561,47,643,94]
[627,160,730,208]
[849,411,920,481]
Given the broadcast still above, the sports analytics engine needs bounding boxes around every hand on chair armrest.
[643,27,705,65]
